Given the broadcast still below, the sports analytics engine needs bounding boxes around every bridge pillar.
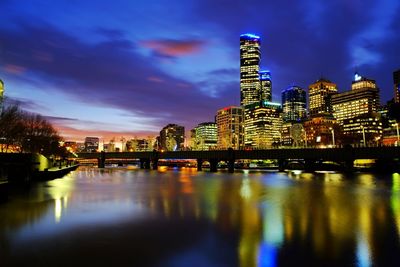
[197,159,203,171]
[151,159,158,170]
[344,159,354,173]
[140,159,150,169]
[227,148,235,173]
[98,151,106,168]
[228,160,235,173]
[209,159,218,172]
[278,159,286,172]
[304,160,315,172]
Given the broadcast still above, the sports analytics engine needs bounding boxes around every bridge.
[76,146,400,172]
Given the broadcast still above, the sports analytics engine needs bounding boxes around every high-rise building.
[332,74,379,122]
[0,79,4,110]
[240,33,261,106]
[159,124,185,151]
[84,137,99,152]
[191,122,217,150]
[244,101,282,148]
[282,85,307,122]
[394,70,400,103]
[259,70,272,101]
[216,106,244,149]
[308,78,337,117]
[303,115,339,147]
[332,73,381,144]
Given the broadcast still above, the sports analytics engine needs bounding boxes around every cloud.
[140,39,205,57]
[0,21,229,136]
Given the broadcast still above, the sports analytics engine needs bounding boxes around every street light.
[329,127,335,147]
[361,125,366,147]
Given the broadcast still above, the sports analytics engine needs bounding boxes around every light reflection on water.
[1,167,400,266]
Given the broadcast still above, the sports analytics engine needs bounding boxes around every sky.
[1,0,399,142]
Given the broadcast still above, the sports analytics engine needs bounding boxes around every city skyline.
[1,0,399,141]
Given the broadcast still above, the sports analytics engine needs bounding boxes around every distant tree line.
[0,105,66,156]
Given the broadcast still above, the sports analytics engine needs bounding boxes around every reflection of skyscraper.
[308,78,337,117]
[159,124,185,151]
[240,34,261,106]
[282,85,307,122]
[0,79,4,110]
[216,106,244,149]
[259,71,272,101]
[394,70,400,103]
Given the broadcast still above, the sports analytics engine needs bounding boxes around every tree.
[0,105,64,156]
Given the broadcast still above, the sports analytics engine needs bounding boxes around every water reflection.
[1,167,400,266]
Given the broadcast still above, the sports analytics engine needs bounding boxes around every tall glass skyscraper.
[240,33,261,106]
[259,70,272,101]
[282,85,307,122]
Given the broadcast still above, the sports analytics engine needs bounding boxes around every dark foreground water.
[1,167,400,267]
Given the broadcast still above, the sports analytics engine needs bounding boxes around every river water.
[1,167,400,266]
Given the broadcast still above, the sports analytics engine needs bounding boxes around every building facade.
[282,85,307,122]
[216,106,244,149]
[240,33,261,106]
[394,70,400,103]
[244,101,282,148]
[308,78,337,117]
[84,137,99,152]
[331,74,381,144]
[191,122,217,150]
[303,115,339,147]
[159,124,185,151]
[259,70,272,101]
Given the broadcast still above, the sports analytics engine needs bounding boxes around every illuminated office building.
[0,79,4,110]
[394,70,400,103]
[244,101,282,148]
[303,115,339,147]
[191,122,217,150]
[84,137,99,152]
[282,85,307,122]
[332,74,379,122]
[159,124,185,151]
[240,33,261,106]
[331,73,381,143]
[216,106,244,149]
[308,78,337,117]
[259,70,272,101]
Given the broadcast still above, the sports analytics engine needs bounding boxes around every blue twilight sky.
[0,0,399,141]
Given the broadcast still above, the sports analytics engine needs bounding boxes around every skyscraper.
[282,85,307,122]
[240,33,261,106]
[159,124,185,151]
[259,70,272,101]
[84,137,100,152]
[191,122,217,150]
[308,78,337,117]
[332,73,381,144]
[216,106,244,149]
[244,100,282,148]
[394,70,400,103]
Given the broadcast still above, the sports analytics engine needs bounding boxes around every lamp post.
[330,127,335,147]
[361,125,366,147]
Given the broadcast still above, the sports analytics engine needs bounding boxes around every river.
[1,166,400,266]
